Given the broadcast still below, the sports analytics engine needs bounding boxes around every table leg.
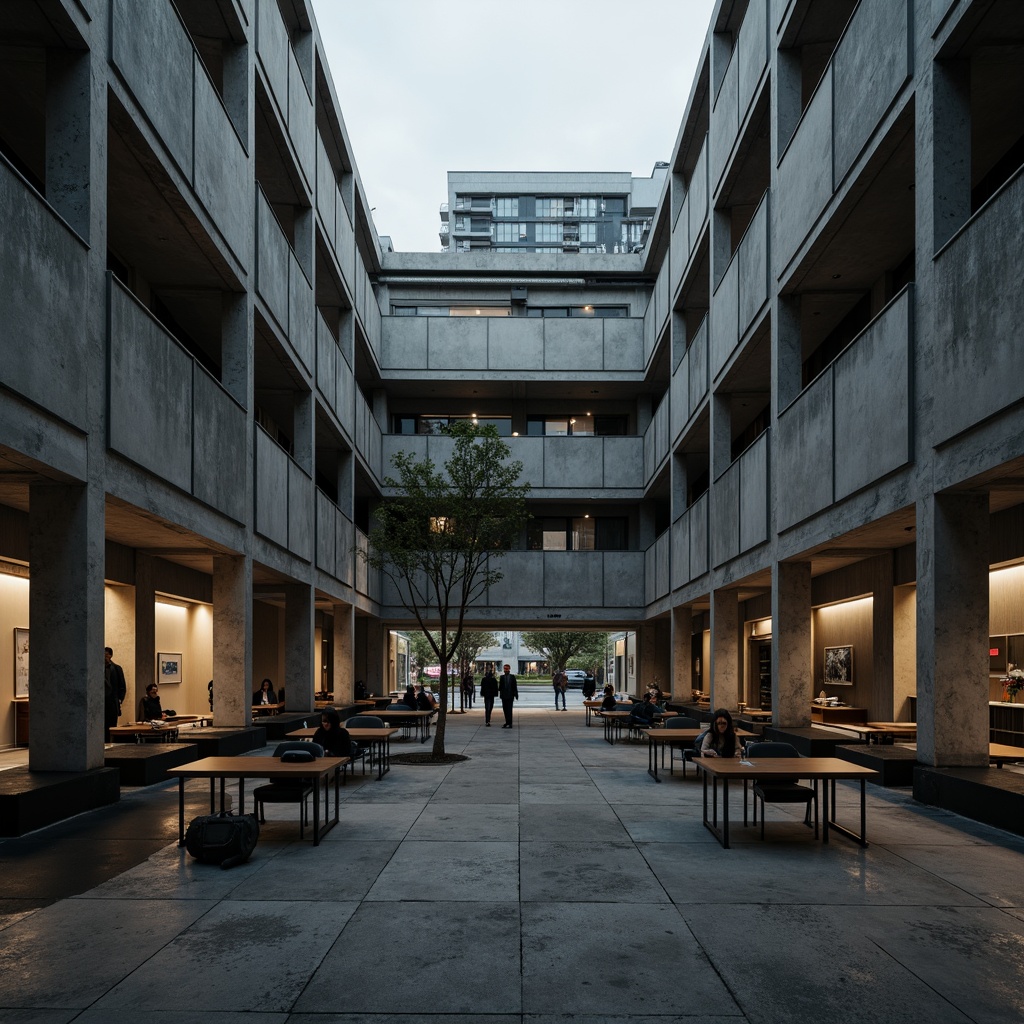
[648,737,660,781]
[722,778,731,849]
[209,778,216,813]
[822,778,831,843]
[178,777,186,846]
[860,778,866,843]
[312,774,321,845]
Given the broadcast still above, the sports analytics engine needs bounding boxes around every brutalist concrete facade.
[1,0,1023,779]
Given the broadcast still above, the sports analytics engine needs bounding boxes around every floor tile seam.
[865,934,982,1023]
[878,845,1010,905]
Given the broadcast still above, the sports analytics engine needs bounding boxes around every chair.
[660,717,701,775]
[346,715,387,764]
[745,741,819,840]
[683,727,709,778]
[252,742,324,838]
[386,704,417,739]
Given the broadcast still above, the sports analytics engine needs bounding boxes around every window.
[391,415,513,436]
[495,222,526,242]
[536,223,563,243]
[580,223,597,243]
[528,516,628,550]
[536,198,564,218]
[577,198,597,217]
[495,197,519,217]
[526,413,607,435]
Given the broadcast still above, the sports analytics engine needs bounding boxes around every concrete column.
[292,389,314,475]
[134,552,156,697]
[869,554,895,720]
[710,588,739,711]
[29,482,104,771]
[929,59,971,253]
[916,493,989,766]
[284,582,315,711]
[671,605,693,700]
[636,622,661,693]
[361,618,387,695]
[212,553,251,727]
[333,602,354,701]
[773,561,812,727]
[46,49,90,238]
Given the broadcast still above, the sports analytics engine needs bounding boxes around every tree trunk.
[432,662,448,756]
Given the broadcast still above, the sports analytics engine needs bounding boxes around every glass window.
[495,197,519,217]
[536,223,563,243]
[495,223,526,242]
[572,518,596,550]
[448,307,511,317]
[536,198,564,218]
[392,306,417,315]
[579,198,597,217]
[528,518,568,550]
[580,223,596,243]
[394,415,417,434]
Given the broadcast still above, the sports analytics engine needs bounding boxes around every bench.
[104,743,200,786]
[0,766,119,837]
[835,744,918,787]
[184,726,266,758]
[763,726,865,757]
[914,765,1024,838]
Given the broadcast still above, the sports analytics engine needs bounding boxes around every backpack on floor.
[185,811,260,869]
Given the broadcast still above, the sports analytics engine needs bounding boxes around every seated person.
[138,683,166,721]
[354,679,368,701]
[700,708,741,758]
[404,683,417,707]
[628,692,660,729]
[600,684,618,711]
[253,678,277,705]
[312,708,352,758]
[414,684,436,710]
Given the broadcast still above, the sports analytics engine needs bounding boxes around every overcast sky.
[310,0,718,253]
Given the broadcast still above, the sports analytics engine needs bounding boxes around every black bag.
[185,811,259,869]
[280,748,316,763]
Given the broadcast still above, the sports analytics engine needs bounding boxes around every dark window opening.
[802,293,871,388]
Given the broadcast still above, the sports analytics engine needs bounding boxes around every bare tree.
[364,423,529,755]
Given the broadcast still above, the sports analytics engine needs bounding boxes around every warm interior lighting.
[429,516,449,533]
[512,431,519,437]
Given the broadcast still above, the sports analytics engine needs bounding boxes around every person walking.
[498,663,518,728]
[552,667,568,710]
[479,665,499,726]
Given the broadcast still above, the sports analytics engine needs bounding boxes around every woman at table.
[138,683,166,721]
[600,684,618,711]
[700,708,741,757]
[312,708,351,758]
[253,678,277,705]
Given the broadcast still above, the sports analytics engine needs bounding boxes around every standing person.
[582,672,597,701]
[595,664,605,693]
[552,667,568,710]
[462,669,475,708]
[498,663,518,728]
[480,664,499,726]
[104,647,127,742]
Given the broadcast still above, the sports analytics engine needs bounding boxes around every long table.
[989,742,1024,767]
[287,726,399,779]
[166,755,348,846]
[696,756,878,848]
[645,728,756,781]
[372,708,435,743]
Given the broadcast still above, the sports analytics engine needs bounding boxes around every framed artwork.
[824,645,853,685]
[14,627,29,698]
[157,653,182,684]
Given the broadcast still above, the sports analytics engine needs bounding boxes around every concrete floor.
[1,704,1023,1024]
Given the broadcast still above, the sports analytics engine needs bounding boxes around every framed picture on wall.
[157,652,182,684]
[824,645,853,685]
[14,627,29,698]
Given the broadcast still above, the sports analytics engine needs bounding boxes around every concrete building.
[439,168,667,253]
[2,0,1024,830]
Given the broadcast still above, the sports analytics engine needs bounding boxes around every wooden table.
[810,704,867,725]
[110,722,180,743]
[166,755,348,846]
[696,756,878,848]
[645,728,757,781]
[287,726,399,779]
[742,709,773,721]
[251,702,285,717]
[583,700,631,726]
[373,708,435,742]
[989,742,1024,767]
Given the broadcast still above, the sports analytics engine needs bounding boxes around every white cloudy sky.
[310,0,718,253]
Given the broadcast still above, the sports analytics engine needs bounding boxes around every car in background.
[564,670,595,689]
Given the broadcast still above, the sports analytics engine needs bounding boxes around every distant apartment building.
[439,167,668,253]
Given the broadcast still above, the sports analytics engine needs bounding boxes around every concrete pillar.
[710,587,739,711]
[333,602,354,701]
[869,554,895,720]
[636,622,661,692]
[46,49,90,239]
[29,482,104,771]
[916,493,989,766]
[671,605,693,699]
[134,552,156,697]
[284,582,315,711]
[212,553,251,727]
[361,618,386,695]
[773,561,812,727]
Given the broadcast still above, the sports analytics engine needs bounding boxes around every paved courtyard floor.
[2,703,1023,1024]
